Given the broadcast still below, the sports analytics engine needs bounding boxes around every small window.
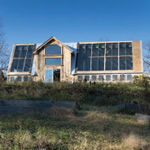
[84,75,90,81]
[120,74,125,81]
[106,75,111,81]
[127,75,132,81]
[16,76,22,82]
[24,76,29,82]
[45,58,61,65]
[10,76,14,82]
[92,75,97,81]
[45,45,61,55]
[112,75,118,81]
[77,76,83,82]
[99,75,104,81]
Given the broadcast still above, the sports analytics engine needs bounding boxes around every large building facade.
[7,36,143,82]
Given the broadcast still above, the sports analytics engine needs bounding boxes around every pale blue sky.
[0,0,150,51]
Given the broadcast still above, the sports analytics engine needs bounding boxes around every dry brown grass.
[0,106,150,149]
[50,106,75,118]
[122,133,148,150]
[14,130,34,148]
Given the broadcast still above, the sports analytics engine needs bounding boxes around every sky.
[0,0,150,51]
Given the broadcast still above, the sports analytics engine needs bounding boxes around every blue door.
[45,69,53,83]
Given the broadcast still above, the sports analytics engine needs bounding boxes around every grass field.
[0,105,150,150]
[0,81,150,149]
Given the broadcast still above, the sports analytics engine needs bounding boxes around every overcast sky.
[0,0,150,51]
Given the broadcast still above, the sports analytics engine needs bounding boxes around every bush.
[0,81,149,105]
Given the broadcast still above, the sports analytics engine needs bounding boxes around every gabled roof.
[33,36,74,54]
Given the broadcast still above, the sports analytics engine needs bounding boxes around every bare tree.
[0,23,9,70]
[143,41,150,72]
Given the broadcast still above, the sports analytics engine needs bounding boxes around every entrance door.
[54,69,60,82]
[45,69,53,83]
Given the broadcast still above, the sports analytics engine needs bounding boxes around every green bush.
[0,81,150,105]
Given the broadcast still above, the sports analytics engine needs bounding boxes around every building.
[7,36,143,82]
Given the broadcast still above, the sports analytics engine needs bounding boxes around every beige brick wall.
[132,41,142,72]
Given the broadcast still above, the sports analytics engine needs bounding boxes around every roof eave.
[33,36,74,55]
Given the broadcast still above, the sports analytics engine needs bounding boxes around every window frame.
[45,58,62,65]
[127,74,132,81]
[77,75,83,82]
[106,74,111,81]
[9,44,35,73]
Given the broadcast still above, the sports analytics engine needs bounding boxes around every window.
[85,75,90,81]
[92,58,104,71]
[106,43,118,56]
[77,42,133,71]
[106,57,118,70]
[77,44,105,71]
[77,76,83,82]
[24,59,31,72]
[45,45,61,55]
[77,44,91,71]
[92,75,97,81]
[10,76,14,82]
[112,75,118,81]
[106,75,111,81]
[10,45,34,72]
[16,76,22,82]
[120,74,125,81]
[45,58,61,65]
[120,42,132,56]
[105,43,118,71]
[127,74,132,81]
[24,76,29,82]
[93,44,105,56]
[99,75,104,81]
[120,57,132,70]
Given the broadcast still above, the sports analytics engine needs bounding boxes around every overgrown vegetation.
[0,78,150,149]
[0,77,150,105]
[0,106,149,150]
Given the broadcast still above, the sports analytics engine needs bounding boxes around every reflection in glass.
[45,45,61,55]
[45,58,61,65]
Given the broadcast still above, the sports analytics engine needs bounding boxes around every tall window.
[119,42,133,70]
[10,45,34,72]
[77,44,91,71]
[92,44,105,71]
[106,43,118,70]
